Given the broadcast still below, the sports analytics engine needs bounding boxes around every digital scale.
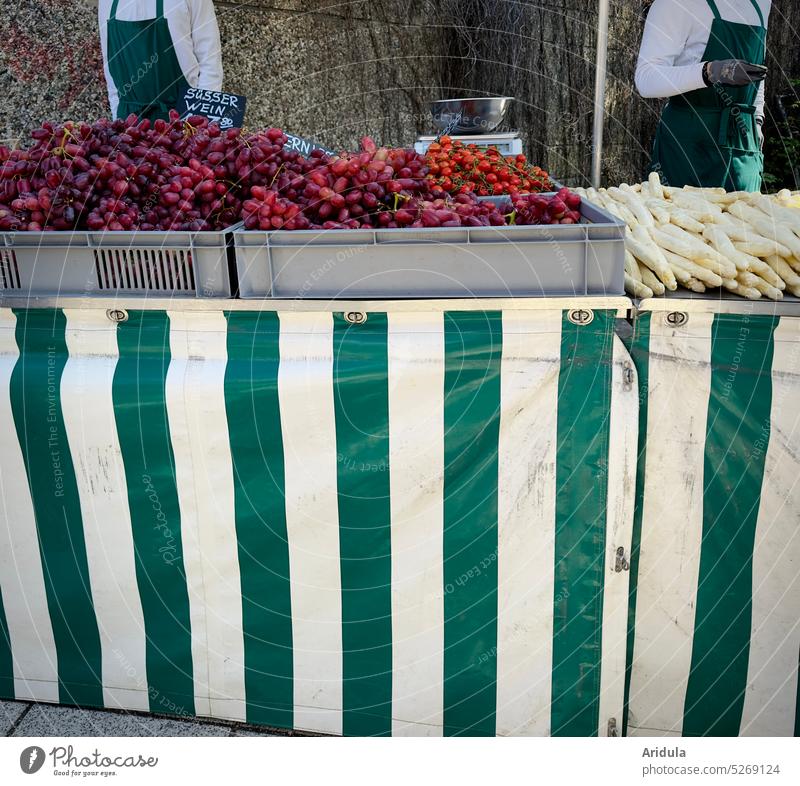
[414,131,524,156]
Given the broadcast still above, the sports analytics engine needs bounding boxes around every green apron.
[106,0,189,121]
[650,0,766,192]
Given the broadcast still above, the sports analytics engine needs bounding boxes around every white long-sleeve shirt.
[635,0,770,121]
[99,0,223,119]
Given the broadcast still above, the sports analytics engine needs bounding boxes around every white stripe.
[278,313,342,734]
[166,310,245,722]
[740,318,800,736]
[61,309,148,711]
[628,311,714,735]
[278,311,342,736]
[597,335,639,735]
[495,310,561,736]
[387,312,444,737]
[0,308,59,702]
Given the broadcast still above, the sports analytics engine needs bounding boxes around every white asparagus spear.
[662,249,723,288]
[644,198,671,225]
[652,224,737,276]
[639,264,666,295]
[745,257,784,289]
[608,187,654,227]
[738,271,783,300]
[704,227,784,288]
[727,232,793,258]
[684,277,707,293]
[738,285,763,299]
[727,202,800,258]
[683,185,726,195]
[749,195,800,233]
[597,192,637,228]
[625,249,642,282]
[670,191,723,220]
[765,255,800,288]
[625,273,654,298]
[661,255,693,285]
[682,186,750,205]
[781,256,800,275]
[632,225,678,288]
[648,171,664,200]
[703,225,751,271]
[648,225,701,259]
[754,281,783,300]
[667,207,706,233]
[727,277,761,299]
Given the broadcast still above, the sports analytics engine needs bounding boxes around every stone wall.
[0,0,797,185]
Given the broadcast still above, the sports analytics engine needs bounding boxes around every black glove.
[703,59,767,87]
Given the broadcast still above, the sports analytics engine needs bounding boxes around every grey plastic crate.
[233,197,624,299]
[0,225,240,298]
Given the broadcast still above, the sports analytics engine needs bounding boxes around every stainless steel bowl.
[430,97,514,135]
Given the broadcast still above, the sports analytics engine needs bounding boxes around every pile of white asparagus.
[573,176,800,300]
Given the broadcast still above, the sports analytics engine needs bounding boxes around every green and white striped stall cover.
[626,303,800,737]
[0,302,637,737]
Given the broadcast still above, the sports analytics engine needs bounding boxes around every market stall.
[0,109,799,738]
[0,297,636,737]
[625,297,800,738]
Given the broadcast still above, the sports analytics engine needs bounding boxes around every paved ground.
[1,700,305,737]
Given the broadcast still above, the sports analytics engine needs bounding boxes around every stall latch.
[665,311,688,328]
[567,308,594,326]
[107,309,129,324]
[623,363,634,391]
[607,717,619,737]
[344,311,368,325]
[614,546,629,573]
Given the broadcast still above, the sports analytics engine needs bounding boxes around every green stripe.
[795,646,800,737]
[333,313,392,737]
[0,586,13,699]
[10,308,103,707]
[623,311,651,736]
[113,311,195,717]
[224,311,293,729]
[551,310,614,737]
[683,314,778,736]
[442,311,502,737]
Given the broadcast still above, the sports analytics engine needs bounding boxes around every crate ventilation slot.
[0,248,21,291]
[93,248,195,292]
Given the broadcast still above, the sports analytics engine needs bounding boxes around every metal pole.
[591,0,611,188]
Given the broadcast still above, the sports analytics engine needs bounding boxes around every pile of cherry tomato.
[425,136,553,196]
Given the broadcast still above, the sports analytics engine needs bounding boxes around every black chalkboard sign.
[283,132,334,157]
[180,88,246,129]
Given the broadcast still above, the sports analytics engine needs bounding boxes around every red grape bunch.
[240,136,507,231]
[1,120,509,234]
[511,188,583,226]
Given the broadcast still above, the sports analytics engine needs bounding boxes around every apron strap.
[705,0,765,27]
[747,0,765,28]
[704,0,722,20]
[110,0,165,20]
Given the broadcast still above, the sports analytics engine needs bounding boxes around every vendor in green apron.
[99,0,223,121]
[635,0,771,191]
